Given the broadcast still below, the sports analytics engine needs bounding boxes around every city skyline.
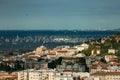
[0,0,120,30]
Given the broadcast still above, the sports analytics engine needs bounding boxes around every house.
[108,48,116,54]
[105,55,117,62]
[90,65,108,74]
[56,50,69,57]
[47,51,56,59]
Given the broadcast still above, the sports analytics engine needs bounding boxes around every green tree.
[82,45,95,56]
[48,57,62,69]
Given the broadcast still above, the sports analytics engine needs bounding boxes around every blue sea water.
[0,30,119,51]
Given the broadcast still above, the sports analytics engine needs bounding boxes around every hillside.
[82,33,120,57]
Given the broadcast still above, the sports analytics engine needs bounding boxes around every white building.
[74,43,89,52]
[55,72,90,80]
[108,49,116,54]
[17,69,90,80]
[18,69,55,80]
[90,71,120,80]
[105,55,117,62]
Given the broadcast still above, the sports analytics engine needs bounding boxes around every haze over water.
[0,30,119,51]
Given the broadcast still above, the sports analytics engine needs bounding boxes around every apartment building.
[91,71,120,80]
[56,57,86,72]
[18,69,55,80]
[17,69,90,80]
[55,71,89,80]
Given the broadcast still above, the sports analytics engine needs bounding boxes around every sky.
[0,0,120,30]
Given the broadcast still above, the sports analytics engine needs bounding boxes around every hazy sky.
[0,0,120,30]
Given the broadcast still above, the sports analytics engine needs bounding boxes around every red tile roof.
[107,72,120,75]
[91,71,120,76]
[57,50,68,53]
[91,72,106,76]
[0,74,17,79]
[91,65,108,69]
[28,56,40,59]
[63,70,79,72]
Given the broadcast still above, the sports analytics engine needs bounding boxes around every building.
[56,57,86,72]
[56,50,69,57]
[90,61,120,74]
[108,48,116,54]
[55,71,89,80]
[74,43,89,52]
[18,69,55,80]
[25,61,48,70]
[91,71,120,80]
[90,65,108,74]
[0,73,17,80]
[105,55,117,62]
[47,51,57,59]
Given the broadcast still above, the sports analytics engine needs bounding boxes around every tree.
[48,57,62,69]
[82,45,95,56]
[5,78,13,80]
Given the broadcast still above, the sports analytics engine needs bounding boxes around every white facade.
[17,69,90,80]
[90,71,120,80]
[81,43,89,49]
[55,72,89,80]
[74,43,89,52]
[105,55,117,62]
[108,49,116,54]
[18,69,55,80]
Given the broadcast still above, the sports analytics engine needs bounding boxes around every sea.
[0,30,119,52]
